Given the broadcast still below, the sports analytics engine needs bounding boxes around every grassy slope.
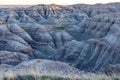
[0,73,120,80]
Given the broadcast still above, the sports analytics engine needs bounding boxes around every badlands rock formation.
[0,51,30,65]
[54,13,120,72]
[0,59,83,78]
[0,3,119,78]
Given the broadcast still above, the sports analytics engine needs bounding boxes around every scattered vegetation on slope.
[0,72,120,80]
[54,25,69,30]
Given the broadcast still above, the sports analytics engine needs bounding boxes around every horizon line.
[0,2,120,6]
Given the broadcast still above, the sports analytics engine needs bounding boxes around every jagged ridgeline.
[0,3,120,80]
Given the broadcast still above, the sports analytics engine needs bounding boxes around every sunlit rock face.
[0,3,120,74]
[0,4,88,25]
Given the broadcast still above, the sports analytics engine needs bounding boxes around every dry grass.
[0,70,119,80]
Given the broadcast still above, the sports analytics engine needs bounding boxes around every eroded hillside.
[0,3,120,79]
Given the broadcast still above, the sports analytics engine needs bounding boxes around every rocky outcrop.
[104,64,120,74]
[68,12,120,41]
[0,4,88,25]
[1,3,120,25]
[0,51,30,65]
[0,22,73,60]
[52,13,120,72]
[52,38,120,71]
[73,3,120,17]
[0,59,86,79]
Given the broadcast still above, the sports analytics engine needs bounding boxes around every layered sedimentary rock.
[52,13,120,72]
[68,12,120,41]
[0,51,30,65]
[0,4,88,25]
[73,3,120,17]
[0,23,73,60]
[0,3,120,75]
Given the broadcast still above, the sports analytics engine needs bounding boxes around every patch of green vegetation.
[55,27,66,30]
[54,25,69,30]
